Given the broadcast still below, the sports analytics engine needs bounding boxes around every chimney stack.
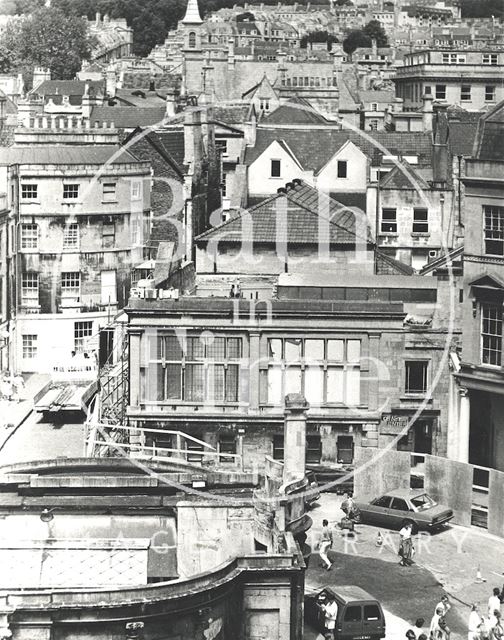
[282,394,309,484]
[422,93,433,132]
[165,90,176,119]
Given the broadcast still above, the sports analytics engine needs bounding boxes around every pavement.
[0,409,86,466]
[0,373,51,450]
[305,494,504,640]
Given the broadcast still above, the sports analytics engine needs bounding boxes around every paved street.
[0,410,86,466]
[305,494,504,640]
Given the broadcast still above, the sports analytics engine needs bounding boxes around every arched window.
[188,31,196,48]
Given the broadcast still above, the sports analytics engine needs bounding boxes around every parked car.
[354,489,454,533]
[305,586,386,640]
[305,470,321,507]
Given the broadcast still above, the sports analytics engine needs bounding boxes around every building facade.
[0,121,151,373]
[395,48,504,111]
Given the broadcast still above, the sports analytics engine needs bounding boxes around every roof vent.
[285,181,294,190]
[277,187,287,194]
[292,178,302,186]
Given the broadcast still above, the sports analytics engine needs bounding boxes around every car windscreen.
[411,493,436,511]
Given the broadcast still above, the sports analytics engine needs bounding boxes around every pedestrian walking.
[317,519,333,571]
[0,375,12,402]
[12,375,24,403]
[399,522,414,566]
[489,589,502,618]
[490,611,504,640]
[430,606,445,639]
[469,604,484,640]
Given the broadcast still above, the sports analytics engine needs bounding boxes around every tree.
[342,29,371,55]
[2,8,96,85]
[362,19,388,47]
[300,29,339,51]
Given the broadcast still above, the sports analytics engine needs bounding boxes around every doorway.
[337,435,354,464]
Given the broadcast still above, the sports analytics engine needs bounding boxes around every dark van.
[305,586,386,640]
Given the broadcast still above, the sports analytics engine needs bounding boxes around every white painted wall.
[247,140,313,196]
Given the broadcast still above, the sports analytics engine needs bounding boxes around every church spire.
[181,0,203,25]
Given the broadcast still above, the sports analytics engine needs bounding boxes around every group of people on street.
[407,587,504,640]
[466,587,504,640]
[0,372,24,403]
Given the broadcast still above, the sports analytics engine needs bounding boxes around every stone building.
[395,47,504,111]
[450,101,504,470]
[126,267,455,474]
[0,119,151,373]
[0,453,306,640]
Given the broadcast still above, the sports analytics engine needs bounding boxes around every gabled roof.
[379,161,432,190]
[195,179,373,246]
[242,74,277,100]
[244,127,433,173]
[122,127,184,178]
[264,98,330,125]
[91,106,166,129]
[469,273,504,291]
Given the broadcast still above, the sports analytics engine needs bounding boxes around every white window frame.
[74,320,93,353]
[102,182,117,202]
[131,180,142,201]
[20,223,38,250]
[22,334,37,359]
[63,223,79,250]
[63,184,80,200]
[21,184,38,200]
[481,304,502,367]
[61,272,81,305]
[21,272,39,307]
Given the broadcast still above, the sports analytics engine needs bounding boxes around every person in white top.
[468,604,483,640]
[323,598,338,640]
[430,606,445,639]
[489,588,502,618]
[399,522,414,566]
[436,596,451,617]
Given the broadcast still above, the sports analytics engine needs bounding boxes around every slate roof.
[448,121,479,157]
[32,80,104,99]
[375,251,415,276]
[264,98,330,125]
[244,127,433,172]
[212,104,254,124]
[0,145,139,165]
[473,100,504,162]
[358,90,395,104]
[114,89,166,108]
[156,129,185,168]
[90,106,166,129]
[196,179,373,246]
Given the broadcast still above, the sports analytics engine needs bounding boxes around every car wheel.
[401,518,418,535]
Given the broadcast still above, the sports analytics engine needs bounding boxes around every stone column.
[248,332,260,411]
[458,388,470,463]
[128,329,142,409]
[283,393,309,484]
[446,371,459,460]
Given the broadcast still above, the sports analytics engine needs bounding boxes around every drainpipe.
[457,155,463,228]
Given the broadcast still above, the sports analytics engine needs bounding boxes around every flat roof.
[126,296,405,317]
